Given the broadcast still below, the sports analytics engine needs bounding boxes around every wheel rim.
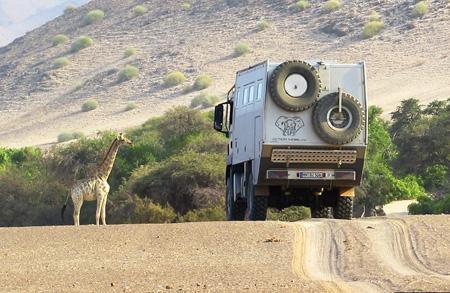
[284,73,308,98]
[326,106,353,131]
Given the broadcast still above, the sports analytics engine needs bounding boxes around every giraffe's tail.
[61,193,70,224]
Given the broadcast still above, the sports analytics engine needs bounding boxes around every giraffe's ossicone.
[61,133,132,226]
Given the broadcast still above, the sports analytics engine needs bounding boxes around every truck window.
[244,87,249,105]
[237,89,242,107]
[249,85,255,103]
[257,83,263,101]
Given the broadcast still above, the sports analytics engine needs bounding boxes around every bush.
[408,195,450,215]
[362,20,384,39]
[234,43,251,57]
[81,99,98,112]
[64,5,76,14]
[70,36,93,53]
[190,93,219,109]
[368,11,381,22]
[133,5,147,16]
[83,9,105,25]
[118,65,139,82]
[257,19,270,31]
[52,34,69,46]
[267,206,311,221]
[294,0,310,11]
[181,206,225,222]
[130,151,225,214]
[125,102,137,111]
[413,1,428,17]
[164,71,187,87]
[132,198,176,223]
[124,47,137,58]
[53,57,70,68]
[193,74,212,90]
[182,2,192,10]
[57,132,84,143]
[324,0,341,12]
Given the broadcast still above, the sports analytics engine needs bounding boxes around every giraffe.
[61,133,132,226]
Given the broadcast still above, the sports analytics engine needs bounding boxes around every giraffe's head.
[117,133,132,145]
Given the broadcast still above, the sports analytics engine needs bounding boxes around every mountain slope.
[0,0,449,147]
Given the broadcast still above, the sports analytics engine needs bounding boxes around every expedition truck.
[213,60,367,220]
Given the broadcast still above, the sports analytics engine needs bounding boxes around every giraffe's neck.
[97,138,120,180]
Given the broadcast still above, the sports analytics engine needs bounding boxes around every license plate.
[298,171,325,179]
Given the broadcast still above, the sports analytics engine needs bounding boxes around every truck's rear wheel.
[311,206,333,218]
[333,197,353,220]
[244,172,268,221]
[226,176,245,221]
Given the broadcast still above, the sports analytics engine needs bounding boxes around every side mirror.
[213,102,230,136]
[214,104,224,132]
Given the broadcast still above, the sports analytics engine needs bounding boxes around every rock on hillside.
[0,0,449,147]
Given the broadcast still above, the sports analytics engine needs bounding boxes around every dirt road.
[0,216,449,292]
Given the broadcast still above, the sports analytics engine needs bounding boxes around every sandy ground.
[383,200,416,217]
[0,215,449,292]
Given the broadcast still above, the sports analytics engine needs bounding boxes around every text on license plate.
[298,172,326,178]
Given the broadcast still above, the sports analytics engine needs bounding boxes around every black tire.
[244,172,268,221]
[334,197,353,220]
[313,92,365,145]
[311,206,333,218]
[269,60,321,112]
[226,176,246,221]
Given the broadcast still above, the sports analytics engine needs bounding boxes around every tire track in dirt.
[362,218,450,280]
[291,221,381,293]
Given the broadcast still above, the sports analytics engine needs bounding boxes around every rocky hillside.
[0,0,449,147]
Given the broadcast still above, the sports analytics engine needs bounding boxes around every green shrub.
[294,0,310,11]
[52,34,69,46]
[413,1,428,17]
[164,71,187,87]
[81,99,98,112]
[125,102,137,111]
[64,5,76,14]
[53,57,70,68]
[131,198,176,223]
[70,36,93,52]
[368,11,381,22]
[408,195,450,215]
[362,20,384,39]
[234,43,251,57]
[118,65,139,82]
[57,132,74,143]
[181,206,225,222]
[133,5,148,16]
[182,2,192,10]
[124,47,137,58]
[83,9,105,25]
[324,0,341,12]
[190,93,219,109]
[193,74,212,90]
[57,131,84,143]
[257,19,270,31]
[267,206,311,221]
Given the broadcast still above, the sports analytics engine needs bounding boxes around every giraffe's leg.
[101,193,108,225]
[95,194,104,226]
[73,195,83,226]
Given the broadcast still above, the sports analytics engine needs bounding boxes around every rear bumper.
[256,145,366,187]
[266,169,356,181]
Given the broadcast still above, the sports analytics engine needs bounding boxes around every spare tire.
[313,92,365,145]
[269,60,321,112]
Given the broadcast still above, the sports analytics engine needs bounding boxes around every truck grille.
[271,149,357,164]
